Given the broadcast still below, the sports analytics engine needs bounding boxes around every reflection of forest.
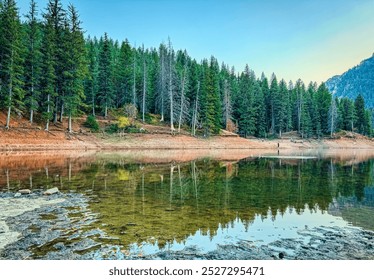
[0,152,96,191]
[328,187,374,231]
[1,154,373,248]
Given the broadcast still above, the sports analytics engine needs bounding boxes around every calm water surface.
[1,151,374,256]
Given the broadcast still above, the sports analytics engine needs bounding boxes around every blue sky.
[16,0,374,84]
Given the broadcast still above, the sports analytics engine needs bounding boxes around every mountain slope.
[326,54,374,107]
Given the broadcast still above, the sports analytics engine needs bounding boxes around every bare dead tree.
[191,81,200,136]
[158,43,167,122]
[168,38,175,132]
[223,79,232,130]
[142,45,146,122]
[177,62,189,133]
[132,45,137,108]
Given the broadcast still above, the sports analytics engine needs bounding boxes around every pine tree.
[146,47,159,115]
[294,79,305,135]
[355,94,366,135]
[24,0,42,124]
[269,73,278,135]
[157,43,168,121]
[259,73,270,134]
[364,109,372,136]
[189,60,201,136]
[0,0,24,129]
[176,60,188,132]
[316,83,332,134]
[254,80,266,137]
[339,97,355,131]
[40,4,56,130]
[84,37,99,116]
[301,85,313,138]
[0,0,3,104]
[167,38,179,131]
[131,44,137,109]
[274,78,288,137]
[63,4,86,133]
[308,82,321,137]
[39,0,65,130]
[97,33,114,118]
[285,81,294,132]
[116,39,132,107]
[237,65,256,137]
[43,0,65,123]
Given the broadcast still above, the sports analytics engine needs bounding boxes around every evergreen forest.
[0,0,372,138]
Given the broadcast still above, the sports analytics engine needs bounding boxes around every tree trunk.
[160,51,165,122]
[46,94,50,131]
[30,74,34,124]
[169,54,174,131]
[178,66,187,133]
[5,52,13,130]
[192,82,200,137]
[92,88,95,116]
[271,100,275,134]
[68,112,72,133]
[30,109,34,124]
[6,106,11,129]
[60,102,64,122]
[142,55,146,122]
[330,107,334,138]
[298,91,302,134]
[53,96,58,124]
[133,52,136,108]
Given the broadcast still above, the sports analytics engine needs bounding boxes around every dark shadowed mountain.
[326,54,374,107]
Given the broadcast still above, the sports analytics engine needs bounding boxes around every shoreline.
[1,130,374,152]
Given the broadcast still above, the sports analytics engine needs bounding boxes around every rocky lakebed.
[0,190,373,260]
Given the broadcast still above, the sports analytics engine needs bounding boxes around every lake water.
[1,150,374,258]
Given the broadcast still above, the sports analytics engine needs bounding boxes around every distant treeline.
[0,0,372,137]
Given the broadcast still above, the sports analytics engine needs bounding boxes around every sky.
[16,0,374,84]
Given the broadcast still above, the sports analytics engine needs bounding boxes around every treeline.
[0,0,372,137]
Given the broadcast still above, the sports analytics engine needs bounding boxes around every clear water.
[1,151,373,256]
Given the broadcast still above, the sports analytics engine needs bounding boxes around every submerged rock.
[43,188,60,196]
[18,189,32,195]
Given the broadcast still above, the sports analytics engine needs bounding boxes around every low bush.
[84,115,100,132]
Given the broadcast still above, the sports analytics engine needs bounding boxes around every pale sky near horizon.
[16,0,374,84]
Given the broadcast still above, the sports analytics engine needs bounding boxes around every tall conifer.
[0,0,24,129]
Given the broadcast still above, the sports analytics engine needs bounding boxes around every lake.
[1,150,373,259]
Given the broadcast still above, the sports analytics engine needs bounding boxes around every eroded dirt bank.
[2,128,374,152]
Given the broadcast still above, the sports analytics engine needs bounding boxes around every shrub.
[118,116,131,130]
[105,117,132,134]
[84,115,100,132]
[105,123,119,134]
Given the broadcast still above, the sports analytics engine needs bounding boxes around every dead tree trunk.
[168,40,175,132]
[178,64,187,133]
[45,94,50,131]
[142,47,146,123]
[192,81,200,136]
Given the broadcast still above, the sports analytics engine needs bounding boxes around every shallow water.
[1,150,373,258]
